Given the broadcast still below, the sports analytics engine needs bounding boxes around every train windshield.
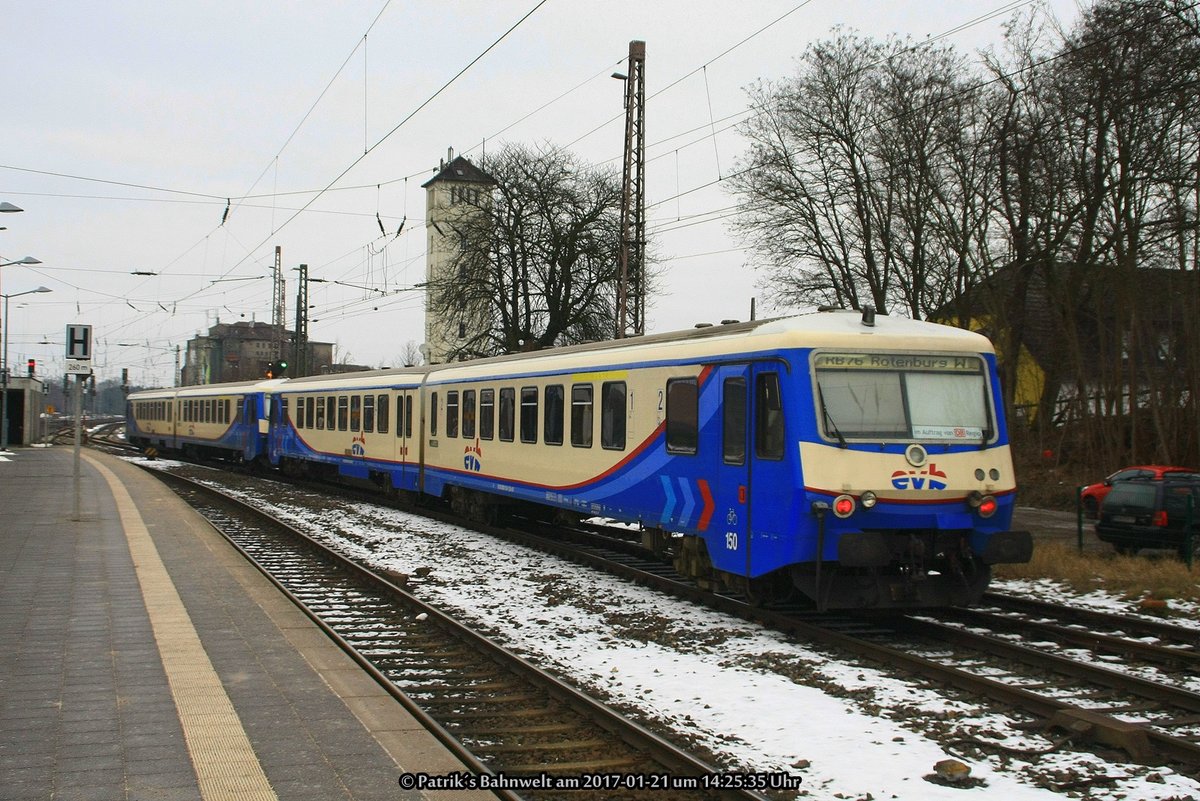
[814,352,993,442]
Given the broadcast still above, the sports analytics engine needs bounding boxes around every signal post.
[66,324,93,521]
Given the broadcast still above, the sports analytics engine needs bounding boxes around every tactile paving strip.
[86,454,278,801]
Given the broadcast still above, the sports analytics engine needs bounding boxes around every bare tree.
[730,0,1200,469]
[394,340,422,368]
[731,33,985,320]
[428,143,625,359]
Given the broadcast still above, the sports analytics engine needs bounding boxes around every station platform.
[0,447,495,801]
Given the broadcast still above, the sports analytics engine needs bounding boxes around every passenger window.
[295,397,305,429]
[544,385,564,446]
[463,390,476,439]
[306,397,315,429]
[431,392,439,436]
[338,396,349,431]
[723,378,747,465]
[499,388,515,442]
[480,389,495,440]
[363,395,375,433]
[377,395,389,434]
[571,384,593,448]
[520,387,538,444]
[315,397,325,429]
[601,382,626,450]
[666,378,698,454]
[327,397,336,430]
[447,391,459,438]
[350,395,362,432]
[405,395,413,438]
[755,372,785,460]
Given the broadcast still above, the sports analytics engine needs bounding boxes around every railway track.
[147,467,776,801]
[509,516,1200,774]
[129,456,1200,779]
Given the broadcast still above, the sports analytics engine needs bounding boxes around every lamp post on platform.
[1,285,52,452]
[1,201,35,450]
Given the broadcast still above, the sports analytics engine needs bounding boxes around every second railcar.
[128,379,283,463]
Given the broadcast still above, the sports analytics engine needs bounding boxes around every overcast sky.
[2,0,1082,387]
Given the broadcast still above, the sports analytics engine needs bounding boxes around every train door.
[746,363,795,576]
[396,389,416,491]
[243,395,261,460]
[708,365,751,577]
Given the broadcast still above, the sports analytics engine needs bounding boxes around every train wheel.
[448,487,469,518]
[466,492,498,525]
[722,571,789,606]
[641,527,670,559]
[673,536,716,590]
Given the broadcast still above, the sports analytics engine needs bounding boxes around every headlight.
[860,491,878,509]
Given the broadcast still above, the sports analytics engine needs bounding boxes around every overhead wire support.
[616,40,646,340]
[294,263,310,377]
[272,245,287,363]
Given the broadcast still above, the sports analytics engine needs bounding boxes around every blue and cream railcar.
[421,310,1029,608]
[267,368,425,491]
[174,380,282,462]
[126,387,179,452]
[127,379,282,462]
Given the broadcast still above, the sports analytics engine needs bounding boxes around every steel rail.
[145,466,771,801]
[982,591,1200,647]
[129,457,1200,774]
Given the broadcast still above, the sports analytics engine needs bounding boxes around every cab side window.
[755,372,785,460]
[666,378,698,455]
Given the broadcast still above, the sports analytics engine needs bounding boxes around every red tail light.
[1153,510,1168,527]
[968,491,997,518]
[833,495,855,518]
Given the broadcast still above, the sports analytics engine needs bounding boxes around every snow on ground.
[133,460,1200,800]
[994,577,1200,631]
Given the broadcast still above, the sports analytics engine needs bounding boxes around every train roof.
[128,378,287,401]
[423,310,994,382]
[278,366,427,392]
[130,312,993,398]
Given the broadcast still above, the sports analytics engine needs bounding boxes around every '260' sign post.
[66,324,93,521]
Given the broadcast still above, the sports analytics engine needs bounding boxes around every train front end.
[785,317,1031,608]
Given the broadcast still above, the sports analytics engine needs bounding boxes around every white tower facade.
[422,150,496,364]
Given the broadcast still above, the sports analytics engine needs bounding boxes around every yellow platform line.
[85,454,278,801]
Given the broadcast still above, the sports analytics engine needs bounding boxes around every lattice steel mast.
[272,245,287,362]
[616,40,646,339]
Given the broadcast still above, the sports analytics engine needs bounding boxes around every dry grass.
[994,541,1200,604]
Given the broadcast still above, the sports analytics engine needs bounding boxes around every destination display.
[813,353,982,372]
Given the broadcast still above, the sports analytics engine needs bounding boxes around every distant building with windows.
[180,321,337,386]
